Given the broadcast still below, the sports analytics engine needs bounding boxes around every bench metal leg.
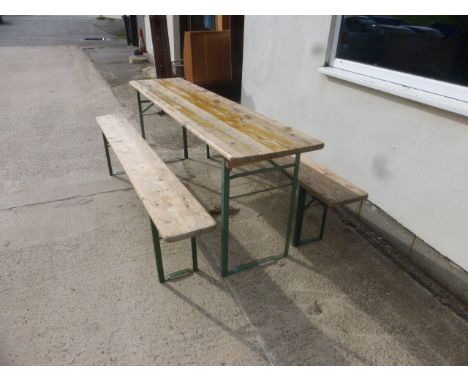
[151,219,166,283]
[293,188,329,247]
[293,186,307,246]
[182,126,188,159]
[284,154,301,256]
[206,145,210,159]
[191,237,198,272]
[221,159,231,277]
[150,219,198,284]
[319,205,328,240]
[102,133,113,176]
[136,91,146,139]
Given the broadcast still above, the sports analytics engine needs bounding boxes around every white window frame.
[327,16,468,104]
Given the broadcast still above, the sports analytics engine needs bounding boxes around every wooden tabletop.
[130,78,324,168]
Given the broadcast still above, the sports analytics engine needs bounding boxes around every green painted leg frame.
[135,91,163,141]
[293,186,328,246]
[102,133,125,176]
[150,219,198,283]
[220,154,301,277]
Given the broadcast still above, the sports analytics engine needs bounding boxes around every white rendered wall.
[166,15,181,62]
[144,16,180,63]
[241,16,468,270]
[144,16,153,57]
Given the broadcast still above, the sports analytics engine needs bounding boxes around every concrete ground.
[1,16,467,365]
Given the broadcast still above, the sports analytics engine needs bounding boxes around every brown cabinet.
[183,31,232,85]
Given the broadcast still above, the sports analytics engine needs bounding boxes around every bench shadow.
[159,156,366,363]
[142,137,468,364]
[163,280,273,365]
[236,185,468,365]
[193,229,365,365]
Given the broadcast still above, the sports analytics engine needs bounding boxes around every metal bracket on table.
[206,145,222,160]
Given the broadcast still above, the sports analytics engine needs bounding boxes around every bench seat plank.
[275,156,368,208]
[97,114,216,242]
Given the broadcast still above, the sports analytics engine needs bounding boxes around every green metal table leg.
[150,219,165,283]
[221,159,231,277]
[191,237,198,272]
[182,127,188,159]
[137,91,146,139]
[102,133,113,176]
[283,153,301,257]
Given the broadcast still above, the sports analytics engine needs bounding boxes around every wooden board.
[97,114,216,242]
[183,31,232,85]
[130,78,324,168]
[275,156,368,208]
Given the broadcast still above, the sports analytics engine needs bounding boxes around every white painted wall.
[241,16,468,270]
[144,15,180,63]
[166,15,181,62]
[144,16,153,58]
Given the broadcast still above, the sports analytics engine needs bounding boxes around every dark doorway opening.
[178,15,245,102]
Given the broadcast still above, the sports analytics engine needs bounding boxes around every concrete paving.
[1,16,468,365]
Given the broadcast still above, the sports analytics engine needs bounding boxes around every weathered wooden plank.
[130,79,267,163]
[97,114,216,242]
[129,78,324,167]
[275,156,368,208]
[164,78,321,150]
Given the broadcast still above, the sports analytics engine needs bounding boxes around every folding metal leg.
[182,126,188,159]
[293,188,329,247]
[283,153,301,256]
[293,186,307,246]
[221,159,231,277]
[191,237,198,271]
[150,219,198,284]
[150,219,165,283]
[102,133,113,176]
[319,205,328,240]
[136,91,146,139]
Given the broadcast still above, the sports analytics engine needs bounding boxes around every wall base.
[340,200,468,316]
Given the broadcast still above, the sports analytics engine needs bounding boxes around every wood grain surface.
[97,114,216,242]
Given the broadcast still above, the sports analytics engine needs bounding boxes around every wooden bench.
[97,114,216,283]
[273,156,368,246]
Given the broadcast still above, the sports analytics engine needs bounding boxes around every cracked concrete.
[1,16,467,365]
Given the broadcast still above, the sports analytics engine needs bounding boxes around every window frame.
[328,16,468,103]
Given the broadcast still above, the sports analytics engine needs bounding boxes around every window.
[329,16,468,102]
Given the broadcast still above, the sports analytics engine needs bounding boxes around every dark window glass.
[336,16,468,87]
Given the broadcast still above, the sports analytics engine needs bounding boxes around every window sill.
[318,66,468,118]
